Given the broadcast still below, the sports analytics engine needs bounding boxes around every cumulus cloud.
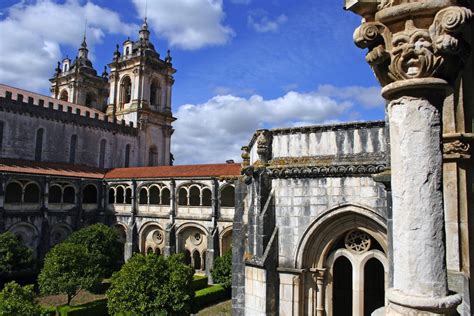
[248,11,288,33]
[316,84,384,109]
[0,0,136,92]
[132,0,234,50]
[172,90,351,164]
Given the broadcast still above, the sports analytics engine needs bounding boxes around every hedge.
[192,284,231,312]
[190,275,208,291]
[42,299,108,316]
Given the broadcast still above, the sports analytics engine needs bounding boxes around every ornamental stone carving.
[256,130,272,164]
[443,140,470,154]
[241,146,250,167]
[351,2,473,86]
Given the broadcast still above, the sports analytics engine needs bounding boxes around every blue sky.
[0,0,384,164]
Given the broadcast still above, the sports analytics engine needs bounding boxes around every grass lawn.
[36,289,105,307]
[195,299,231,316]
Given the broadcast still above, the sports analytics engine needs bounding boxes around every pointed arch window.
[0,121,4,156]
[148,147,158,166]
[35,128,44,162]
[124,144,130,167]
[99,139,106,168]
[69,134,77,164]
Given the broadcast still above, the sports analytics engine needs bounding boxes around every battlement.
[0,84,138,135]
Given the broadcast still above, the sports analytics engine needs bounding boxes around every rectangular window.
[99,139,106,168]
[35,128,44,162]
[69,134,77,164]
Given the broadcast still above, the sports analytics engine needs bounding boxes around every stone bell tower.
[106,18,176,166]
[347,1,474,315]
[50,36,109,111]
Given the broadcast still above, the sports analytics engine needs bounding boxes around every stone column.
[346,1,473,314]
[311,268,326,316]
[164,179,176,256]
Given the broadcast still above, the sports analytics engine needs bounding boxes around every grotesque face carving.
[389,21,441,80]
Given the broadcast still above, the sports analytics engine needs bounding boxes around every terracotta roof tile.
[105,163,241,179]
[0,158,105,179]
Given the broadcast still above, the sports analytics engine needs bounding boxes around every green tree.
[0,232,34,275]
[64,223,123,277]
[107,253,194,315]
[211,249,232,289]
[0,281,41,316]
[38,243,101,305]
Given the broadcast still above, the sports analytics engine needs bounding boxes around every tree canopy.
[38,242,102,305]
[106,253,194,315]
[64,223,123,276]
[0,281,41,316]
[0,231,34,275]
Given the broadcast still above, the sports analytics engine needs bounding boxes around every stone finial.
[241,146,250,168]
[165,49,172,64]
[256,130,272,165]
[350,1,473,87]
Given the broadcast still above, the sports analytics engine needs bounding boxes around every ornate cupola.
[49,35,109,111]
[139,17,150,42]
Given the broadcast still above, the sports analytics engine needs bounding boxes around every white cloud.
[132,0,234,50]
[248,12,288,33]
[0,0,136,92]
[172,90,351,164]
[316,84,384,109]
[230,0,252,4]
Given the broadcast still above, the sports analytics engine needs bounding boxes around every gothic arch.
[139,222,165,254]
[295,203,387,269]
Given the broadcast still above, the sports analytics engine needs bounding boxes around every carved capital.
[443,133,473,160]
[349,2,473,87]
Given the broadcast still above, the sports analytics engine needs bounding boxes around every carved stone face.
[391,28,439,79]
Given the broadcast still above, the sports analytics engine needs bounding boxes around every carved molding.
[267,163,387,179]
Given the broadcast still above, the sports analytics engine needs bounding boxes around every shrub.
[193,284,230,311]
[0,281,41,316]
[64,223,123,277]
[211,250,232,288]
[106,253,194,315]
[38,243,102,305]
[191,275,208,291]
[0,231,34,275]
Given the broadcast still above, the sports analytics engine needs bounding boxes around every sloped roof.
[104,163,241,179]
[0,159,241,180]
[0,158,105,179]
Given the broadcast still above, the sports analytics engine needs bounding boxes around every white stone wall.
[245,266,268,316]
[274,176,387,267]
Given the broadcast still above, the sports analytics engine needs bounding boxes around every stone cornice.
[443,132,473,161]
